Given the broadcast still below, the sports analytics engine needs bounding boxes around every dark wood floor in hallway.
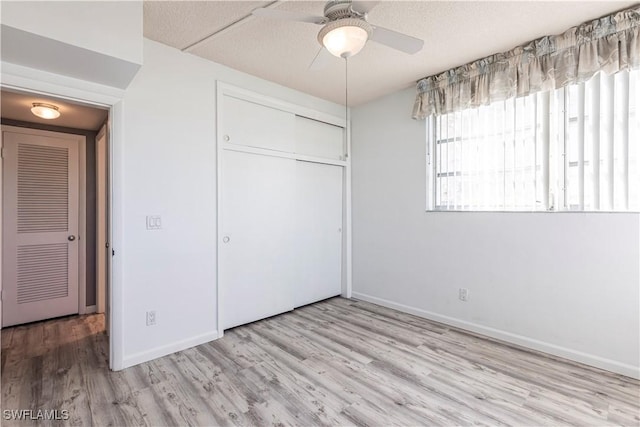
[1,297,639,426]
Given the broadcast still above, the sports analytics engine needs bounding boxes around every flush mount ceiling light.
[31,103,60,120]
[318,18,372,58]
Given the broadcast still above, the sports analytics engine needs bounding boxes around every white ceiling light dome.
[31,103,60,120]
[318,18,373,58]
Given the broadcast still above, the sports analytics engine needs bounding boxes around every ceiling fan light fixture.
[318,18,372,58]
[31,103,60,120]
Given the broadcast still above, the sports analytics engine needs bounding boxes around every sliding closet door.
[220,150,296,329]
[294,161,343,307]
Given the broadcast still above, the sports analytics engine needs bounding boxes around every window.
[427,69,639,212]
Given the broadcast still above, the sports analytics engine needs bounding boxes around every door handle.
[222,236,230,243]
[68,235,76,241]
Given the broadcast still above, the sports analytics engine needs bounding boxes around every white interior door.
[220,150,296,330]
[2,129,80,327]
[294,161,343,307]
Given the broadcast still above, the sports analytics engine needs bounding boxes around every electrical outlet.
[458,288,469,302]
[146,311,156,326]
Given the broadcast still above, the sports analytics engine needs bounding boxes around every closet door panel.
[295,116,345,160]
[221,95,295,153]
[294,161,343,307]
[221,150,296,329]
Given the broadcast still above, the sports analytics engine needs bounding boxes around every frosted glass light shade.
[323,26,368,58]
[318,18,372,58]
[31,103,60,119]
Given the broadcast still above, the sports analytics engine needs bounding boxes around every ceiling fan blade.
[351,1,380,14]
[370,26,424,54]
[309,47,334,71]
[251,7,327,25]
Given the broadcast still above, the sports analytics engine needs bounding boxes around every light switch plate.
[146,215,162,230]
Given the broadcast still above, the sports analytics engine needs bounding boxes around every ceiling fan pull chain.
[345,56,349,130]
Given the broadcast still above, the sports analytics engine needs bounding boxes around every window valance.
[412,6,640,119]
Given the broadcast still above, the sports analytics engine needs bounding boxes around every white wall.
[119,39,344,367]
[1,1,142,64]
[351,87,640,379]
[1,1,142,88]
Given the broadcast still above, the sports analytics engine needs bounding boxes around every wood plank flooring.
[1,297,639,426]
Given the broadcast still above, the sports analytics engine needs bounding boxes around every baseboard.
[352,292,640,380]
[121,330,221,369]
[84,305,97,314]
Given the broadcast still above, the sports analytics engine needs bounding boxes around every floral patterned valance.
[412,6,640,119]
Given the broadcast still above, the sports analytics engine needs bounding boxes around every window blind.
[428,69,639,212]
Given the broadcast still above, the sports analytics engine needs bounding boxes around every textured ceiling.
[144,1,636,106]
[1,90,109,131]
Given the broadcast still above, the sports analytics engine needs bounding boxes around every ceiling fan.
[252,1,424,67]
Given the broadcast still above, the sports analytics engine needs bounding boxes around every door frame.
[1,125,87,319]
[1,62,125,370]
[95,124,108,315]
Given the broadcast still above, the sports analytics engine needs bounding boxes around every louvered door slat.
[18,143,69,234]
[17,244,69,304]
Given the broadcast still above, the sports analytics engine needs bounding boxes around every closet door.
[220,150,296,329]
[294,161,343,307]
[221,95,294,152]
[295,116,344,160]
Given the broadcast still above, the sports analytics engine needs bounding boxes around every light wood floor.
[2,297,639,426]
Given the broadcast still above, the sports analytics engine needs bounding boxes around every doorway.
[0,89,111,347]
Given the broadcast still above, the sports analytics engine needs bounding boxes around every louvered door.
[2,129,80,327]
